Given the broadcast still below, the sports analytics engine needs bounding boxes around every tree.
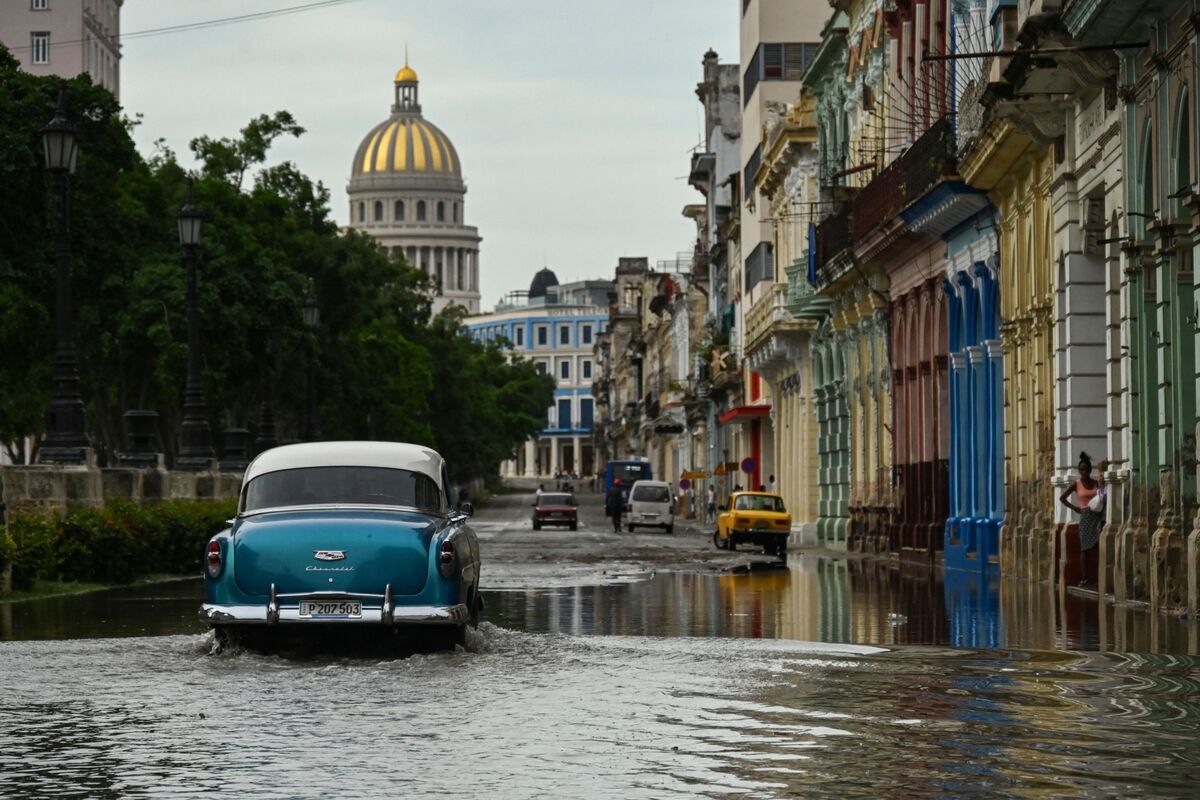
[0,46,554,480]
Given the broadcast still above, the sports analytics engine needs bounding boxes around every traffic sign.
[681,470,708,480]
[679,478,691,490]
[741,457,756,474]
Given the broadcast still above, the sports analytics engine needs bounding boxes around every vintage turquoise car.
[200,441,481,650]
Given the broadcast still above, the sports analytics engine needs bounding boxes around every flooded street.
[3,491,1200,797]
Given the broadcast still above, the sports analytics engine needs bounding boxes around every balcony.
[852,116,956,240]
[814,115,957,278]
[744,283,790,352]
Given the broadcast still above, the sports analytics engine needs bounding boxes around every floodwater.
[3,559,1200,797]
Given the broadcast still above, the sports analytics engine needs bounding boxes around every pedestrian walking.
[767,474,776,494]
[1059,451,1106,587]
[605,479,624,532]
[705,485,717,525]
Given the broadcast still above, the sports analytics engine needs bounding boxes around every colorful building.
[467,271,611,479]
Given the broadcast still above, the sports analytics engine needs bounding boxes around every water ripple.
[1,629,1199,798]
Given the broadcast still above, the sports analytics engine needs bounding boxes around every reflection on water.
[487,557,1199,655]
[2,557,1197,655]
[1,629,1199,798]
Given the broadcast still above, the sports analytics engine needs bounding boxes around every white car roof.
[242,441,445,488]
[631,480,670,488]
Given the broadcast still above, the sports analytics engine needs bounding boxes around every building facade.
[468,271,610,479]
[348,62,482,315]
[0,0,122,98]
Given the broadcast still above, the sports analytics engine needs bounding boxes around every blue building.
[943,212,1003,573]
[467,269,613,478]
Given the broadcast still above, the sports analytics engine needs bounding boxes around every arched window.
[1173,92,1190,219]
[1140,120,1154,237]
[374,200,383,222]
[358,202,365,222]
[437,201,446,222]
[453,202,459,223]
[417,200,427,222]
[395,200,405,222]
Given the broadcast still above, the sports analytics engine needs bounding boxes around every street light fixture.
[37,83,91,464]
[302,282,321,442]
[175,178,214,470]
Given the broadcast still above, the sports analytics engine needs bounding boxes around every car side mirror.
[459,502,474,517]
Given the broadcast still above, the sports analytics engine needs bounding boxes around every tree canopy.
[0,47,552,480]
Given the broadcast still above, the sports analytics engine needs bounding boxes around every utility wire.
[9,0,366,51]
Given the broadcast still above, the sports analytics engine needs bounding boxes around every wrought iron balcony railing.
[852,115,956,241]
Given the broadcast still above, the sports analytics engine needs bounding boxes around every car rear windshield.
[631,486,670,503]
[734,495,785,512]
[243,466,444,513]
[539,493,575,506]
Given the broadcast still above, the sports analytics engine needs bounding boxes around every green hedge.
[2,498,235,591]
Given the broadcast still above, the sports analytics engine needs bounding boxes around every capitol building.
[347,60,481,314]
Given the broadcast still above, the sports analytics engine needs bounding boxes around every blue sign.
[740,458,756,475]
[679,478,691,491]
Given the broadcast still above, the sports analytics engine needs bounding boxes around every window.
[537,326,548,346]
[744,143,762,196]
[559,326,571,345]
[580,398,594,430]
[560,360,570,380]
[557,399,572,430]
[395,200,405,221]
[535,361,547,375]
[582,360,592,380]
[515,327,524,347]
[242,466,443,513]
[581,324,593,344]
[417,200,427,221]
[374,201,383,222]
[32,0,49,9]
[453,202,459,222]
[743,43,818,105]
[744,241,774,293]
[31,32,49,64]
[437,201,445,222]
[358,202,365,222]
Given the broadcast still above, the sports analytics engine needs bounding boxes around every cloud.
[121,0,738,308]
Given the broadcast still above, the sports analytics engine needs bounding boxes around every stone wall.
[0,464,242,518]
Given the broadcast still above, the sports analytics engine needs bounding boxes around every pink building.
[0,0,121,98]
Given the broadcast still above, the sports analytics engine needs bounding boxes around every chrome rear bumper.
[201,583,468,626]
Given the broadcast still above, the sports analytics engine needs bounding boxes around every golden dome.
[351,117,461,177]
[395,64,418,83]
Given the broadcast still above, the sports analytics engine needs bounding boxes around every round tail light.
[438,539,456,578]
[206,540,223,578]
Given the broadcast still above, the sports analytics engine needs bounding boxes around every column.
[524,439,536,478]
[573,435,581,475]
[550,436,559,476]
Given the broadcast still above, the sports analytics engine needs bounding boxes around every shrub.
[1,498,235,590]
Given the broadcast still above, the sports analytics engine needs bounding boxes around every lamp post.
[302,284,321,441]
[176,179,214,470]
[37,84,91,465]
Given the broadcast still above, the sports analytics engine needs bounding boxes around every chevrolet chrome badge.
[313,550,347,561]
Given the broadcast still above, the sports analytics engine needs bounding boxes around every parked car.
[713,491,790,557]
[200,441,481,650]
[625,480,675,533]
[533,492,577,530]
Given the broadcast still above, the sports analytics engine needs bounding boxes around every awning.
[718,405,771,426]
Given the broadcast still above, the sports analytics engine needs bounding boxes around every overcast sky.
[121,0,739,309]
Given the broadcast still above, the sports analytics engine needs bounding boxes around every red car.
[532,492,578,530]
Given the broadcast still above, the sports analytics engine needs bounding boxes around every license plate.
[299,600,362,618]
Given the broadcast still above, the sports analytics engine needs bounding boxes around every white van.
[626,480,675,533]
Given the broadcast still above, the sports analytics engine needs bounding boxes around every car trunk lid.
[232,509,438,597]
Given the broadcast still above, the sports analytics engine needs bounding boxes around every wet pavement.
[3,488,1200,797]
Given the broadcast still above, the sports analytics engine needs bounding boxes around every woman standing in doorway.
[1059,451,1105,587]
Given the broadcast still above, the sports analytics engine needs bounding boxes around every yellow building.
[960,121,1055,580]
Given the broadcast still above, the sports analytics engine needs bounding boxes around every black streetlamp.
[37,84,91,465]
[302,284,321,441]
[175,179,214,470]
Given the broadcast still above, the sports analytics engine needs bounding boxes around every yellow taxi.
[713,492,790,558]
